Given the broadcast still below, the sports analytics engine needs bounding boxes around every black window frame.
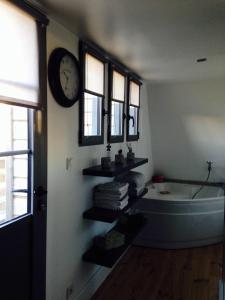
[108,63,126,143]
[79,41,107,146]
[127,77,142,141]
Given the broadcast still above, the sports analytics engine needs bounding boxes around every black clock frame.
[48,47,80,107]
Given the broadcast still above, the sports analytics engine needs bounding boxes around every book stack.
[94,182,129,210]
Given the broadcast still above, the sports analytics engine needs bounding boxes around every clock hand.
[63,71,69,80]
[64,69,71,74]
[63,71,69,90]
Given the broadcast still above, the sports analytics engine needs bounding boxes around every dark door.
[0,2,48,299]
[0,104,47,300]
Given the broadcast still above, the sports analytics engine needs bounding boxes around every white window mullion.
[5,156,13,220]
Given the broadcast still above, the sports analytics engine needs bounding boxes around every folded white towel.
[94,191,128,201]
[95,182,129,195]
[94,196,129,210]
[94,196,129,206]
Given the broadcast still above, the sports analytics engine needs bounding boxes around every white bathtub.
[133,182,224,249]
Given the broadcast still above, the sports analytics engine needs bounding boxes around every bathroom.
[45,12,225,300]
[0,1,225,300]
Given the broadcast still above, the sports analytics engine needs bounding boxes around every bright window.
[79,44,105,146]
[127,80,141,141]
[84,93,102,136]
[85,53,104,95]
[109,68,126,143]
[0,104,31,224]
[0,1,46,225]
[0,1,39,108]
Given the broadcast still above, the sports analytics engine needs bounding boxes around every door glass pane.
[13,193,27,217]
[0,103,28,152]
[0,154,28,224]
[111,101,123,136]
[129,106,138,136]
[84,92,102,136]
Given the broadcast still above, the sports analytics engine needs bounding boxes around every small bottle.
[115,149,125,165]
[106,143,111,160]
[101,144,112,169]
[127,143,135,161]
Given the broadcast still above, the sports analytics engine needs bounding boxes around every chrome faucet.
[206,161,213,172]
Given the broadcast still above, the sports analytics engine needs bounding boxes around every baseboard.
[73,267,111,300]
[133,236,223,249]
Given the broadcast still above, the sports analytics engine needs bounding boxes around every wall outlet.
[66,284,74,300]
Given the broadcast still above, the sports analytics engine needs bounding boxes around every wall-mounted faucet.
[192,161,213,199]
[206,161,213,172]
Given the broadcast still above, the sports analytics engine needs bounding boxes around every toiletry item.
[101,143,112,169]
[94,230,125,251]
[152,175,165,183]
[126,143,135,161]
[101,157,111,169]
[115,149,125,165]
[106,143,111,159]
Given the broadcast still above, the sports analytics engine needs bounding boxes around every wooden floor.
[91,244,223,300]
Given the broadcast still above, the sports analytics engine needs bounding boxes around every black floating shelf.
[83,188,148,223]
[82,223,145,268]
[83,158,148,177]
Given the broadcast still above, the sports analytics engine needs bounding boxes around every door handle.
[34,186,47,211]
[34,186,47,197]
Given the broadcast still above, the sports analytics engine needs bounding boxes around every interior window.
[79,46,105,145]
[84,93,102,136]
[108,68,126,143]
[127,80,141,141]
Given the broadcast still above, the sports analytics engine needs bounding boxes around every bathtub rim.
[146,177,225,203]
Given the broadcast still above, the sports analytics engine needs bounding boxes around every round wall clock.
[48,48,80,107]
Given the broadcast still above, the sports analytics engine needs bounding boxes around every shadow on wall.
[149,79,225,182]
[183,115,225,181]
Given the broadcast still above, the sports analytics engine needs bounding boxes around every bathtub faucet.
[206,161,213,172]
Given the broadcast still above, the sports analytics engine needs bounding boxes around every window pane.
[85,53,104,94]
[12,106,28,120]
[13,194,27,217]
[130,81,140,106]
[129,106,138,136]
[0,1,39,107]
[13,157,28,178]
[84,93,102,136]
[0,103,28,151]
[113,71,125,101]
[13,121,28,140]
[111,101,123,136]
[0,155,28,225]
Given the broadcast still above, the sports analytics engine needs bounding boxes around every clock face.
[48,48,80,107]
[59,55,79,100]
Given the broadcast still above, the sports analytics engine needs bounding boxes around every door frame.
[32,18,48,300]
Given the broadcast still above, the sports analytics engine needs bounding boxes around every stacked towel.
[94,182,129,210]
[115,171,145,198]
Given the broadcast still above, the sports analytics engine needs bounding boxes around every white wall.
[148,78,225,182]
[46,19,153,300]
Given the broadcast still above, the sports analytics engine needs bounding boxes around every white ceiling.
[34,0,225,82]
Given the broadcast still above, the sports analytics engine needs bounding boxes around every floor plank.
[91,244,223,300]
